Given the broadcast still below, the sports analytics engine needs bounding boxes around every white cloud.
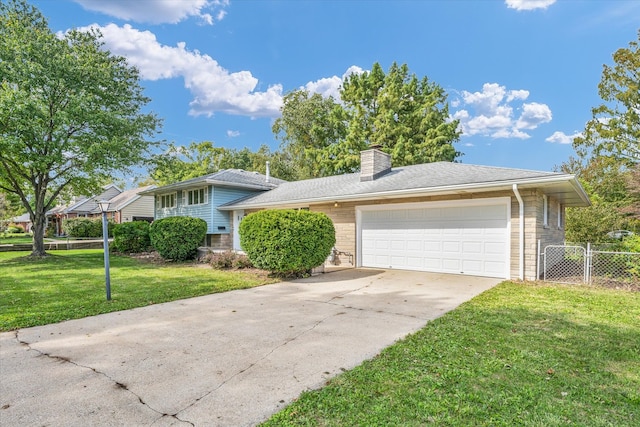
[451,83,552,139]
[227,130,240,137]
[516,102,553,130]
[78,24,282,117]
[546,131,582,144]
[303,65,365,100]
[74,0,229,25]
[505,0,556,11]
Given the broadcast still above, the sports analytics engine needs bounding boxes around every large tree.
[0,0,160,256]
[563,30,640,243]
[573,30,640,166]
[274,62,461,178]
[272,90,346,179]
[149,141,296,186]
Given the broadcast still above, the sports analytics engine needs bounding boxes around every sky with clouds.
[32,0,640,173]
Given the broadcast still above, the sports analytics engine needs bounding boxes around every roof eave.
[220,175,591,210]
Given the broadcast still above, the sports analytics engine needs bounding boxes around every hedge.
[239,209,335,276]
[63,217,113,238]
[112,221,152,253]
[149,216,207,261]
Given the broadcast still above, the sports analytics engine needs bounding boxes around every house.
[149,148,590,281]
[9,213,32,233]
[220,148,590,281]
[46,184,156,235]
[88,185,156,223]
[138,169,285,250]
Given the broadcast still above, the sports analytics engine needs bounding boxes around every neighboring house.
[216,148,590,281]
[10,213,32,232]
[46,184,156,235]
[89,185,156,223]
[139,170,285,250]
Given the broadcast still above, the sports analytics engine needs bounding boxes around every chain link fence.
[540,243,640,289]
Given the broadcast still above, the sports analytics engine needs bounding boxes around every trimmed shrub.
[7,225,23,233]
[112,221,152,253]
[63,217,113,238]
[239,209,335,276]
[149,216,207,261]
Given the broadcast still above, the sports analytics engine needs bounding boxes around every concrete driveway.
[0,269,498,426]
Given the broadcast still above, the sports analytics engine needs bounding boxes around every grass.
[0,250,277,331]
[0,233,34,245]
[263,282,640,427]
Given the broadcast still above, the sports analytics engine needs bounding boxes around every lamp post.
[98,200,111,301]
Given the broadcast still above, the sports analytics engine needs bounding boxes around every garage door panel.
[360,201,508,278]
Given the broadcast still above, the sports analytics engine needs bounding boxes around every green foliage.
[240,210,335,276]
[149,217,207,261]
[565,203,628,244]
[574,30,640,166]
[63,217,113,238]
[273,90,346,179]
[149,142,295,186]
[112,221,152,253]
[274,62,461,178]
[6,225,23,233]
[0,192,22,221]
[0,0,160,256]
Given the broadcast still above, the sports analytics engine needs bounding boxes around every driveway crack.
[173,312,338,419]
[13,330,193,426]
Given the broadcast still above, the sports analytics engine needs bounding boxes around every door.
[358,199,509,278]
[232,210,245,251]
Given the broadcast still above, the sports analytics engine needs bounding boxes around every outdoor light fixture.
[98,200,111,301]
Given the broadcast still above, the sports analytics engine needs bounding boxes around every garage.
[357,198,510,278]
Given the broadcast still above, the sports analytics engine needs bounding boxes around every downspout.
[513,184,524,280]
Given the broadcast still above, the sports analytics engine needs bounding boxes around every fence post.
[586,242,591,284]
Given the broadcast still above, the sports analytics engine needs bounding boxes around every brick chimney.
[360,146,391,182]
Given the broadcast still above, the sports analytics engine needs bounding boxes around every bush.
[63,217,113,238]
[112,221,152,253]
[149,216,207,261]
[6,225,23,233]
[239,209,335,276]
[207,250,254,269]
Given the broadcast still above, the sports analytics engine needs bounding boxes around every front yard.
[0,250,276,331]
[264,282,640,426]
[2,250,638,426]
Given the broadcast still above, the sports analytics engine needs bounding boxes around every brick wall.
[237,189,565,280]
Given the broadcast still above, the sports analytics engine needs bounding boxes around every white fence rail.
[540,243,640,287]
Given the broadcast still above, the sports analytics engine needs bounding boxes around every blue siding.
[154,186,262,234]
[211,187,258,233]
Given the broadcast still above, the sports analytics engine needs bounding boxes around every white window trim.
[157,192,177,209]
[557,203,563,229]
[184,187,208,206]
[543,195,549,227]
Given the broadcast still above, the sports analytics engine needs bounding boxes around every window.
[185,187,208,206]
[158,193,176,209]
[543,195,549,227]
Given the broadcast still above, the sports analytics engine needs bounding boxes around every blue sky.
[32,0,639,175]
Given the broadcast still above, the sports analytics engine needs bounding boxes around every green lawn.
[263,282,640,427]
[0,233,34,244]
[0,250,277,331]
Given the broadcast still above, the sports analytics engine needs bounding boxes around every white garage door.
[359,199,509,278]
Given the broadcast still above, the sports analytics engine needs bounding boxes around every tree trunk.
[31,212,47,257]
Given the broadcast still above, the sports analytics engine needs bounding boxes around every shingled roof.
[220,162,590,209]
[138,169,286,195]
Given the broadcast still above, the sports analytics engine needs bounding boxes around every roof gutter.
[512,184,524,281]
[221,175,585,210]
